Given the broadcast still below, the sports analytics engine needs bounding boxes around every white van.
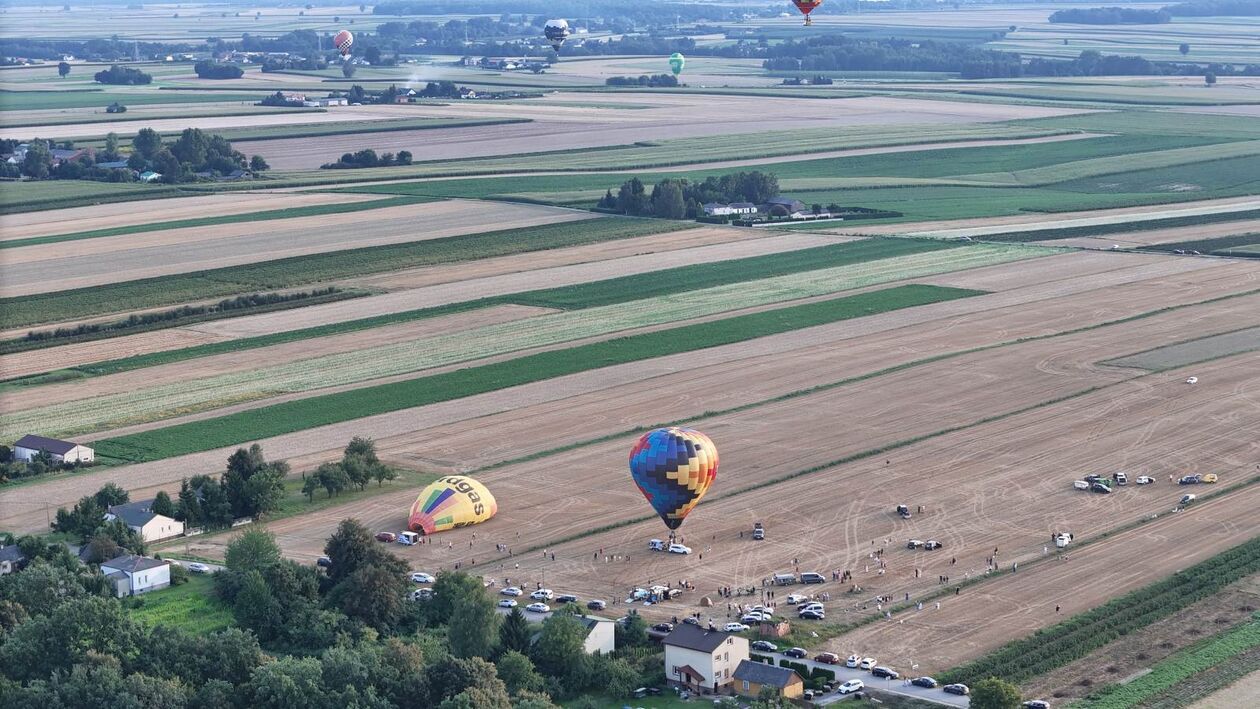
[648,539,666,551]
[773,573,797,586]
[397,531,420,545]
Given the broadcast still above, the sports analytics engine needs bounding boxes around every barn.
[12,434,94,464]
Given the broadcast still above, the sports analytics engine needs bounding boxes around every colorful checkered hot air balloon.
[792,0,823,26]
[409,476,497,535]
[629,427,718,530]
[334,29,354,57]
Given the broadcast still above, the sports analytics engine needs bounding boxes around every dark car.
[1023,701,1050,709]
[896,504,911,518]
[799,609,825,620]
[316,556,332,568]
[943,684,970,696]
[556,594,578,604]
[1084,474,1104,483]
[682,616,700,626]
[751,640,778,652]
[911,677,938,688]
[871,666,899,680]
[375,532,396,542]
[586,600,606,611]
[924,540,943,550]
[814,652,841,665]
[1091,482,1113,494]
[1179,475,1200,485]
[784,647,808,659]
[651,623,674,633]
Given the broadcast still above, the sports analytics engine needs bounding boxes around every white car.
[525,602,550,613]
[785,594,809,605]
[723,622,749,632]
[1136,475,1154,485]
[668,543,692,554]
[410,572,435,584]
[799,602,824,613]
[838,679,864,695]
[530,588,554,600]
[741,614,767,625]
[846,654,861,668]
[859,657,877,670]
[1186,377,1198,384]
[501,586,524,597]
[498,599,517,608]
[186,562,210,574]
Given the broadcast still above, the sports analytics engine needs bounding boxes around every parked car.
[652,622,674,632]
[498,599,517,608]
[1136,475,1154,485]
[907,539,924,549]
[846,655,861,668]
[784,647,808,659]
[1114,472,1128,486]
[525,602,550,613]
[814,652,841,665]
[751,640,778,652]
[1023,701,1050,709]
[396,531,419,545]
[1179,475,1200,485]
[555,594,578,604]
[316,556,332,568]
[741,614,767,625]
[682,616,700,626]
[530,589,554,600]
[859,657,877,670]
[752,522,765,540]
[799,602,824,613]
[1084,474,1104,483]
[837,679,864,695]
[872,666,899,679]
[911,677,938,688]
[1073,480,1090,490]
[943,684,970,696]
[500,586,523,596]
[896,504,911,518]
[1201,473,1218,483]
[375,532,397,542]
[186,562,209,574]
[800,572,825,584]
[409,572,435,583]
[785,594,809,605]
[586,599,606,610]
[648,539,666,551]
[1180,493,1196,505]
[408,588,432,601]
[798,609,825,620]
[668,543,692,554]
[1055,533,1074,548]
[723,622,749,632]
[924,540,943,550]
[1092,481,1113,494]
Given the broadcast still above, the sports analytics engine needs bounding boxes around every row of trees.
[193,60,244,79]
[1049,7,1171,24]
[605,74,678,87]
[172,444,288,530]
[1164,0,1260,17]
[302,437,397,501]
[93,64,151,85]
[321,149,414,170]
[598,172,781,219]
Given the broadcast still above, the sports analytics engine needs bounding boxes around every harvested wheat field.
[0,191,387,241]
[2,199,591,297]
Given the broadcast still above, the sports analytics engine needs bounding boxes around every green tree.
[334,563,407,631]
[530,614,588,693]
[342,61,357,78]
[199,480,233,527]
[155,149,183,183]
[0,596,143,681]
[651,180,686,219]
[58,61,71,77]
[249,154,269,172]
[495,650,543,695]
[342,455,373,491]
[225,528,282,572]
[151,490,176,518]
[512,691,559,709]
[373,465,397,487]
[971,677,1023,709]
[430,570,486,620]
[101,132,120,161]
[132,128,162,160]
[316,462,349,499]
[247,656,325,709]
[365,46,382,65]
[448,594,500,658]
[601,656,641,699]
[615,611,648,647]
[302,473,321,502]
[1180,42,1190,55]
[499,605,533,654]
[82,533,122,564]
[233,570,282,641]
[21,141,53,179]
[94,483,129,508]
[324,518,378,584]
[1206,71,1217,86]
[615,178,649,215]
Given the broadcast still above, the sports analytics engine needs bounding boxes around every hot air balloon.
[792,0,823,26]
[408,475,498,535]
[629,427,718,530]
[668,52,685,77]
[544,19,571,52]
[333,29,354,57]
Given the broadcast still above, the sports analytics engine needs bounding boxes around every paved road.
[752,648,969,708]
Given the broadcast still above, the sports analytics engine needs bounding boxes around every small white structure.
[702,203,735,217]
[1055,532,1074,548]
[318,97,348,107]
[579,615,616,655]
[13,435,94,464]
[106,501,184,543]
[0,545,28,575]
[1186,377,1198,384]
[662,624,749,694]
[728,202,758,215]
[100,555,171,597]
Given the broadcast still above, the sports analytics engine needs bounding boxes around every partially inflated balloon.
[409,476,497,535]
[334,30,354,57]
[629,427,718,530]
[669,52,685,76]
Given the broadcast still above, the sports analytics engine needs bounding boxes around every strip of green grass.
[0,90,269,111]
[126,575,234,634]
[0,217,684,330]
[984,209,1260,244]
[91,284,983,463]
[1139,232,1260,256]
[0,180,184,214]
[8,237,951,382]
[2,195,436,250]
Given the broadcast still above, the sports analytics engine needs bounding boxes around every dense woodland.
[1164,0,1260,16]
[1048,7,1172,24]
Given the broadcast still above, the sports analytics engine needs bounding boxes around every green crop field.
[0,217,683,330]
[1054,154,1260,196]
[1025,111,1260,142]
[126,575,234,635]
[6,243,1034,439]
[4,105,323,130]
[67,117,532,148]
[1141,233,1260,256]
[0,89,269,112]
[981,209,1260,244]
[90,284,985,463]
[0,179,182,214]
[957,141,1260,187]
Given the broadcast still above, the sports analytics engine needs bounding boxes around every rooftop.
[100,554,167,574]
[734,660,800,688]
[662,623,733,653]
[13,434,82,455]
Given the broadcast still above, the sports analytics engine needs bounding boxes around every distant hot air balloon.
[334,29,354,57]
[669,52,685,76]
[408,475,498,535]
[792,0,823,26]
[629,427,718,530]
[544,18,571,52]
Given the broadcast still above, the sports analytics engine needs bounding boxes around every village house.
[662,624,749,695]
[577,615,616,655]
[732,660,805,701]
[106,500,185,543]
[99,555,171,597]
[12,435,94,464]
[0,545,28,575]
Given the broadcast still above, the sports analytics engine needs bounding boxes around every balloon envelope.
[629,427,718,530]
[544,18,571,51]
[409,475,498,535]
[792,0,823,24]
[334,30,353,56]
[669,52,685,76]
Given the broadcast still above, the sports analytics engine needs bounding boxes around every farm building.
[12,434,94,464]
[0,545,28,575]
[662,624,749,695]
[99,555,170,597]
[106,501,185,542]
[732,660,804,700]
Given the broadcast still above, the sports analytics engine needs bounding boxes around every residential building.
[12,435,94,464]
[763,197,807,216]
[702,203,734,216]
[318,97,348,107]
[106,501,184,543]
[662,624,749,695]
[578,615,615,655]
[139,171,162,182]
[0,545,28,575]
[728,202,758,215]
[733,660,804,700]
[99,555,170,597]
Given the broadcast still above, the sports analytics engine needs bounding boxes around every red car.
[375,532,397,542]
[814,652,841,665]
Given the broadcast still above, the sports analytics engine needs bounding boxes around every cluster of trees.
[301,438,397,501]
[0,37,188,61]
[0,446,93,484]
[605,74,678,87]
[1049,7,1171,24]
[172,444,288,530]
[321,148,414,170]
[260,55,328,72]
[193,60,244,79]
[1164,0,1260,17]
[127,127,255,183]
[93,64,151,85]
[782,75,835,85]
[763,36,1022,76]
[50,483,149,563]
[598,171,780,219]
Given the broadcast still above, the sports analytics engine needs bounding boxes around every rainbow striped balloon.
[629,427,718,530]
[408,476,497,535]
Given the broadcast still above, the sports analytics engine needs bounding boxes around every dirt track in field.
[3,252,1252,534]
[0,191,384,241]
[3,200,591,297]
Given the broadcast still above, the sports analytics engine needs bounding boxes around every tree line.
[93,64,151,85]
[1164,0,1260,17]
[605,74,678,87]
[321,149,414,170]
[597,171,781,219]
[1048,7,1171,24]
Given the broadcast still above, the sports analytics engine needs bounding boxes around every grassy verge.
[125,574,234,634]
[982,209,1260,244]
[90,284,983,463]
[70,117,530,147]
[1,195,437,250]
[939,536,1260,687]
[0,217,682,330]
[1074,614,1260,709]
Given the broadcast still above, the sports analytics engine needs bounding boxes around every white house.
[728,202,758,215]
[702,203,734,216]
[0,545,28,575]
[100,555,171,597]
[106,501,185,543]
[13,435,94,464]
[662,624,749,695]
[578,615,615,655]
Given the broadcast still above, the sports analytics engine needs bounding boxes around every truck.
[752,522,765,540]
